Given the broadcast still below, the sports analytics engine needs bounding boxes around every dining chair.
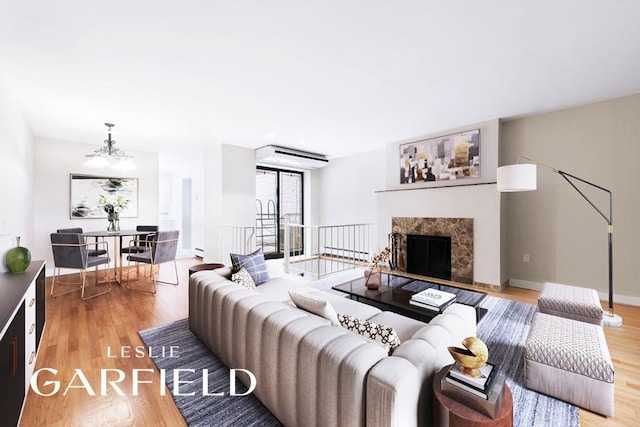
[125,230,180,294]
[50,232,111,300]
[56,227,108,257]
[120,225,158,255]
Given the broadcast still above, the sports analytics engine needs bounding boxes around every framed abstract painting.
[69,174,139,219]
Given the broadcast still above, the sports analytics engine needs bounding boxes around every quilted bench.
[524,312,614,416]
[538,282,603,325]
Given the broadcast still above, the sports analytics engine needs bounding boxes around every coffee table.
[332,274,488,323]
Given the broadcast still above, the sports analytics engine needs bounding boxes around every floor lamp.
[497,156,622,327]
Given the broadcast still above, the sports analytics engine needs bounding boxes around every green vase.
[6,236,31,274]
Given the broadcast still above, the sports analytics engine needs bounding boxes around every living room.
[2,2,640,426]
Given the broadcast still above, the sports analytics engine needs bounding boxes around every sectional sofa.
[189,264,476,426]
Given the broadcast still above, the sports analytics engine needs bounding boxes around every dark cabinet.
[0,261,45,427]
[0,303,26,427]
[35,267,45,350]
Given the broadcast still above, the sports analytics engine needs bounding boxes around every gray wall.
[501,93,640,303]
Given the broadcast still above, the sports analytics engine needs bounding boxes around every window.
[255,167,303,258]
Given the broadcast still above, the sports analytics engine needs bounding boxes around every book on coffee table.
[411,288,456,308]
[409,297,456,312]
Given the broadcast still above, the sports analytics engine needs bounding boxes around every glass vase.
[107,217,120,232]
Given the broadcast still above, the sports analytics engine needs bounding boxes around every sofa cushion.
[289,290,339,325]
[253,278,315,302]
[230,248,269,285]
[313,290,382,320]
[367,311,427,343]
[338,313,401,352]
[231,267,256,290]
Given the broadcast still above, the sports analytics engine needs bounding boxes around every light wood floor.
[20,259,640,426]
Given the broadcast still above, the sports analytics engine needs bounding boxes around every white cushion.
[289,290,339,325]
[231,267,256,290]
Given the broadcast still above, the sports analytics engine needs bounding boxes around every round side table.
[188,263,225,277]
[433,365,513,427]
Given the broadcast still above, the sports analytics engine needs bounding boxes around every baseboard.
[509,278,640,307]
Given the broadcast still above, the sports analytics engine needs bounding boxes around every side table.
[433,365,513,427]
[189,263,225,277]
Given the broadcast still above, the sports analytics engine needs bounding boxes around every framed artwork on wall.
[399,129,480,184]
[69,174,139,219]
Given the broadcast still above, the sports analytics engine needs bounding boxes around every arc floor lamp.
[497,156,622,327]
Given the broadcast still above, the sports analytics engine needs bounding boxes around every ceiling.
[1,1,640,159]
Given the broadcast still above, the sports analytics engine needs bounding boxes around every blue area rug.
[139,319,282,427]
[477,296,579,427]
[139,295,578,427]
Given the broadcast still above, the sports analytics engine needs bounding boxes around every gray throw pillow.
[230,248,269,285]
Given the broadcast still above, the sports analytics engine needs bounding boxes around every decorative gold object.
[447,337,489,378]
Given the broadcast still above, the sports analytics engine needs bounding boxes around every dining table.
[83,229,152,283]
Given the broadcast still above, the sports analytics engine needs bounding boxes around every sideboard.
[0,261,46,427]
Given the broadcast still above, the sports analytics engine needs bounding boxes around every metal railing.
[218,225,256,264]
[284,218,375,279]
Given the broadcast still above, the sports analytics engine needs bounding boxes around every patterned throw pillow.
[337,313,401,353]
[289,291,339,325]
[230,248,269,285]
[231,267,256,290]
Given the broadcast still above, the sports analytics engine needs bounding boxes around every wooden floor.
[20,258,640,426]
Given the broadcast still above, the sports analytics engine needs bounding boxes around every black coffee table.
[332,274,487,323]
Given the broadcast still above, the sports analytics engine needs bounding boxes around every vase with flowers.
[364,247,391,290]
[98,194,131,232]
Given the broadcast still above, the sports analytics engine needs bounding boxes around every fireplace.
[391,217,473,284]
[406,234,452,280]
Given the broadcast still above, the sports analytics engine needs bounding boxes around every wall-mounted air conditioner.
[255,145,329,170]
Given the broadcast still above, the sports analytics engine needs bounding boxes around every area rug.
[139,295,578,427]
[138,319,282,427]
[477,296,579,427]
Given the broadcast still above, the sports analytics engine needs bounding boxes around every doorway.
[255,167,303,258]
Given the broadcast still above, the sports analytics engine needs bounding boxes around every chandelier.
[83,123,135,170]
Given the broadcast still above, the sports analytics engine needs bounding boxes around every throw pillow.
[230,248,269,285]
[289,291,339,325]
[337,313,401,353]
[231,267,256,290]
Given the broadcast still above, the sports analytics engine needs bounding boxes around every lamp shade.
[497,164,537,192]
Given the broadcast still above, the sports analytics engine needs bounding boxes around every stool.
[188,263,225,277]
[524,313,614,416]
[538,282,603,325]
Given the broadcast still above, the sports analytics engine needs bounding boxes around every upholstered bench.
[524,312,614,416]
[538,282,603,325]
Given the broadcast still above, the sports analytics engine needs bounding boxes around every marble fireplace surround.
[392,217,473,284]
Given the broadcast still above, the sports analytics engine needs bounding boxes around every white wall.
[313,148,385,225]
[158,150,205,253]
[33,138,159,272]
[0,81,35,249]
[378,120,503,287]
[203,144,256,263]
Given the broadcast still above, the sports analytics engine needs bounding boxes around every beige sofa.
[189,266,476,427]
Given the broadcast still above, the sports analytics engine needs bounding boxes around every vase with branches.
[364,247,391,290]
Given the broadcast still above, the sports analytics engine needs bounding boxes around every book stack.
[441,362,505,418]
[409,288,456,312]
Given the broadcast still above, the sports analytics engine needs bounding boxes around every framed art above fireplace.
[399,128,480,185]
